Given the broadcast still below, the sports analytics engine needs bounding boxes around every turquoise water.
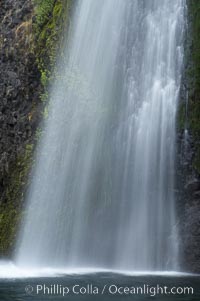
[0,273,199,301]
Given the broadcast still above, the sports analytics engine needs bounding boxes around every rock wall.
[0,0,41,255]
[177,0,200,273]
[0,0,72,256]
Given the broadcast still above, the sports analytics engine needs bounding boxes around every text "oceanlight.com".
[25,283,194,297]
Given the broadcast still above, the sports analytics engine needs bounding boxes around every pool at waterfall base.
[0,271,199,300]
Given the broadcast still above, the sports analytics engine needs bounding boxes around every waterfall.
[16,0,185,271]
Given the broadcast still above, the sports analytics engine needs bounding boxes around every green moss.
[0,0,72,255]
[177,102,186,130]
[193,147,200,172]
[184,1,200,173]
[187,1,200,95]
[188,97,200,136]
[0,204,20,255]
[34,0,55,29]
[34,0,72,91]
[0,145,33,255]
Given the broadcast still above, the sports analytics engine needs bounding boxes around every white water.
[16,0,185,271]
[0,261,194,279]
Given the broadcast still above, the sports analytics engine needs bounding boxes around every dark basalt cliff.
[0,0,41,255]
[0,0,40,169]
[177,0,200,273]
[0,0,72,255]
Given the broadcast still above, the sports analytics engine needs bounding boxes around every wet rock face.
[176,1,200,273]
[0,0,69,256]
[179,171,200,273]
[183,201,200,272]
[177,127,200,273]
[0,0,41,201]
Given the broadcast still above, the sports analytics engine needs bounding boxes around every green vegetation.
[0,144,33,255]
[188,0,200,96]
[34,0,72,101]
[0,0,72,256]
[177,1,200,172]
[187,1,200,172]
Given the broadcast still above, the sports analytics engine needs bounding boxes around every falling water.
[16,0,185,271]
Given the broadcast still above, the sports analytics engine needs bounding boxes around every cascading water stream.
[16,0,185,271]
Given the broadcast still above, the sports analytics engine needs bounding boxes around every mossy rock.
[34,0,73,92]
[0,144,33,256]
[0,0,73,256]
[183,1,200,173]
